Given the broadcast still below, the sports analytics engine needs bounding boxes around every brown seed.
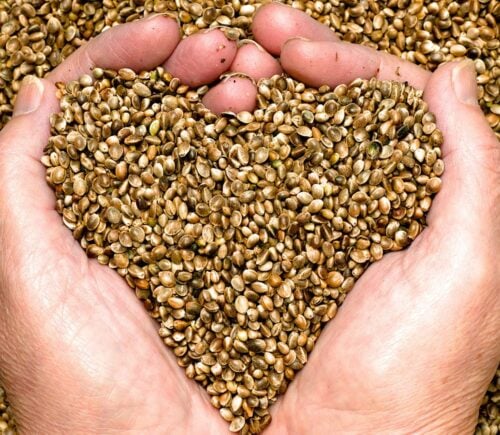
[73,178,87,196]
[159,271,175,287]
[106,207,121,224]
[119,68,136,81]
[50,167,66,184]
[167,297,185,309]
[229,416,245,433]
[133,82,152,97]
[268,273,282,288]
[235,295,249,314]
[326,271,344,288]
[231,275,245,292]
[426,177,442,193]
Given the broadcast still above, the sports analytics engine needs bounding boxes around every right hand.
[0,13,279,434]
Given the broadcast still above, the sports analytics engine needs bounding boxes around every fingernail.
[13,75,44,117]
[145,12,179,25]
[286,36,311,43]
[220,72,255,84]
[238,39,266,52]
[282,36,312,48]
[452,60,478,106]
[145,12,169,20]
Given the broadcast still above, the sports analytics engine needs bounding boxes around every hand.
[0,8,333,433]
[0,14,279,434]
[246,5,499,435]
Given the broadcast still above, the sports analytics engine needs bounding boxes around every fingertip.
[230,42,283,81]
[422,60,499,232]
[424,61,496,146]
[424,62,454,107]
[164,29,237,87]
[12,76,45,118]
[112,15,181,67]
[143,15,181,57]
[1,78,59,158]
[253,3,338,55]
[450,60,479,106]
[202,76,257,115]
[145,11,180,25]
[424,61,477,118]
[12,77,58,119]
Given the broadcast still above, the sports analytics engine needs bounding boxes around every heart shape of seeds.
[44,68,443,434]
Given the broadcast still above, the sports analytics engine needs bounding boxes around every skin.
[229,42,283,81]
[251,3,339,55]
[0,5,498,434]
[164,29,238,87]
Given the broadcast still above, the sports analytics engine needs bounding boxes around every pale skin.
[0,4,498,434]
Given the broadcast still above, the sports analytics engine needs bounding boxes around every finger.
[164,29,237,87]
[203,42,281,115]
[202,76,257,115]
[48,15,180,83]
[423,61,500,233]
[252,2,339,56]
[281,39,431,90]
[3,77,57,158]
[0,77,62,212]
[229,41,283,81]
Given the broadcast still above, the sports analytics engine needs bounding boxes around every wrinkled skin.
[0,5,498,434]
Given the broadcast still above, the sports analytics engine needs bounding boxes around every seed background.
[0,0,498,434]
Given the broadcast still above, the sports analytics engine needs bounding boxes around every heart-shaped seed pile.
[44,67,444,434]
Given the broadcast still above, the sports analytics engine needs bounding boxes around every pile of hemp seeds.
[44,68,444,433]
[0,1,498,434]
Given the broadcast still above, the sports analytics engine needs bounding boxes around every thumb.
[0,76,60,221]
[3,75,59,160]
[12,75,45,118]
[423,61,500,236]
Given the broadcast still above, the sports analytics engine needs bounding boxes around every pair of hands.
[0,3,498,434]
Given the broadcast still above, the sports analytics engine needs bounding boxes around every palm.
[52,235,229,433]
[272,192,498,432]
[0,102,225,430]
